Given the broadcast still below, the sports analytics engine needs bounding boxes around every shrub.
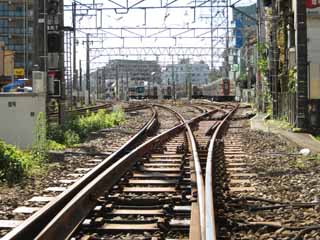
[32,112,48,163]
[0,140,27,183]
[64,130,80,147]
[47,140,66,151]
[48,107,125,146]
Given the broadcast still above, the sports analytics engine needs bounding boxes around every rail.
[205,104,238,240]
[34,104,215,240]
[48,103,149,122]
[154,104,218,240]
[48,103,111,120]
[3,105,157,240]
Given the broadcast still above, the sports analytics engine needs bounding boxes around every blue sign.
[235,19,243,48]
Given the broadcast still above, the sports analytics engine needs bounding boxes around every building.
[161,59,209,98]
[231,3,257,101]
[0,42,15,89]
[256,0,320,129]
[0,0,33,78]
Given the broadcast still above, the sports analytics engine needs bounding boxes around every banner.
[306,0,320,15]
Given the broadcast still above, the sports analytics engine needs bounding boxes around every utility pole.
[121,73,124,100]
[256,0,263,112]
[225,0,229,78]
[210,0,214,69]
[59,0,65,123]
[115,63,119,100]
[86,33,91,105]
[79,59,82,103]
[126,68,129,101]
[171,56,176,100]
[271,0,278,118]
[72,1,78,103]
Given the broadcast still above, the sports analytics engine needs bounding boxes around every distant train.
[159,78,235,101]
[110,77,235,101]
[196,77,235,101]
[128,85,158,99]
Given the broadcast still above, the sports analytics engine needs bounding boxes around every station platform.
[250,113,320,154]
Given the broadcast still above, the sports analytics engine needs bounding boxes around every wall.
[0,93,46,149]
[307,15,320,99]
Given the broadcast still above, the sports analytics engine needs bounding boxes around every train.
[109,77,235,101]
[128,85,158,99]
[161,78,235,101]
[200,77,235,101]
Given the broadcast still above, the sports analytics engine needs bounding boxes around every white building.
[161,61,209,87]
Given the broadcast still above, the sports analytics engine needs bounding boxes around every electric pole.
[86,33,91,105]
[72,1,78,104]
[171,56,176,100]
[79,59,82,103]
[256,0,263,112]
[225,0,229,78]
[210,0,214,69]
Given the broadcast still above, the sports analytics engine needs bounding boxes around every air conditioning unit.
[32,71,46,93]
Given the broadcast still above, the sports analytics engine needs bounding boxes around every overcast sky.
[64,0,257,71]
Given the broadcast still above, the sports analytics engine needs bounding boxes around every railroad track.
[2,102,239,240]
[1,105,157,240]
[212,107,320,240]
[48,102,149,122]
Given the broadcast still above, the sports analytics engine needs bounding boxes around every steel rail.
[48,103,149,121]
[47,103,112,123]
[154,104,215,240]
[2,106,157,240]
[185,119,206,240]
[48,103,111,116]
[34,105,214,240]
[205,105,238,240]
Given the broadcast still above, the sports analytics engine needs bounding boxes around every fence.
[276,92,296,126]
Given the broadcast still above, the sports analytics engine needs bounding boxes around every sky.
[64,0,257,72]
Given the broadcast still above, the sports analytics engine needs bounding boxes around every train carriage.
[201,77,235,101]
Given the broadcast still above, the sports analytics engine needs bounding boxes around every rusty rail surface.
[205,104,238,240]
[2,105,157,240]
[154,104,219,240]
[34,104,216,240]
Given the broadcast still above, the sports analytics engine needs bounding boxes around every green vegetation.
[0,140,28,183]
[48,108,125,147]
[0,107,125,183]
[256,43,268,76]
[288,68,297,93]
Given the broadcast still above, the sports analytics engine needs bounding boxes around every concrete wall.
[0,93,46,149]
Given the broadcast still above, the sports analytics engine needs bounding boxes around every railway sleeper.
[81,218,190,233]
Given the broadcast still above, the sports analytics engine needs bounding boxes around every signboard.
[14,68,24,76]
[234,19,243,48]
[306,0,320,8]
[306,0,320,16]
